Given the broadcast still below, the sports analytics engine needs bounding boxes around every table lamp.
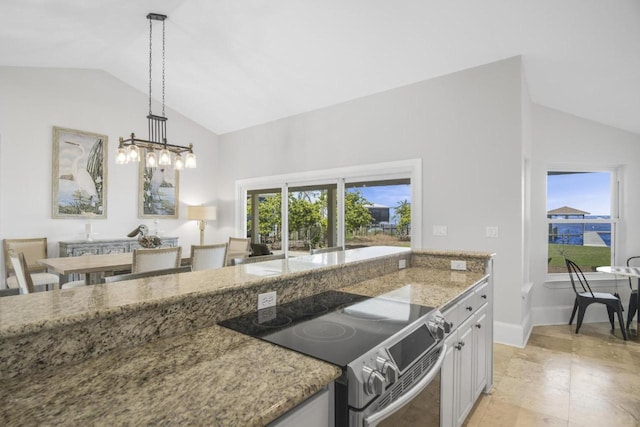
[188,205,217,245]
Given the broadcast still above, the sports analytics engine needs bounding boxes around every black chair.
[626,256,640,330]
[566,258,627,340]
[102,266,192,283]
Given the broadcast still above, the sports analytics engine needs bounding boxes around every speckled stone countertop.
[340,267,488,309]
[0,248,493,426]
[0,246,411,337]
[1,324,342,426]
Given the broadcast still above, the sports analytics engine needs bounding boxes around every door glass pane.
[246,190,282,254]
[288,185,337,255]
[345,179,411,248]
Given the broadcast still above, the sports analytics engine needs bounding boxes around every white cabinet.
[440,278,492,427]
[269,386,332,427]
[473,304,488,398]
[456,315,475,426]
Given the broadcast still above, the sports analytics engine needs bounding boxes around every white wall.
[0,66,219,279]
[218,57,527,344]
[530,105,640,325]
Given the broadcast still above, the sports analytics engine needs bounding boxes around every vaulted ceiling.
[1,0,638,135]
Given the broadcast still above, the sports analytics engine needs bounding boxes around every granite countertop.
[340,267,488,308]
[0,265,489,426]
[1,324,342,426]
[0,246,411,338]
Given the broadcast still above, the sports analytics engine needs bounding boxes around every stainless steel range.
[219,290,449,426]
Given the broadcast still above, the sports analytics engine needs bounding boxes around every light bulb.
[145,150,158,168]
[116,147,128,164]
[128,144,140,162]
[159,148,171,166]
[174,154,184,170]
[185,152,197,168]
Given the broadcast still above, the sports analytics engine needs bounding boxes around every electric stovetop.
[218,290,434,367]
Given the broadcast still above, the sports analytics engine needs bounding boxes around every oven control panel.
[346,309,446,409]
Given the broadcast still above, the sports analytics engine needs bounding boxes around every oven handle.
[363,344,447,427]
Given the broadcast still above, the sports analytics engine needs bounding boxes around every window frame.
[235,159,422,256]
[545,167,620,279]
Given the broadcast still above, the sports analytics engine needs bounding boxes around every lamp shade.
[188,206,217,221]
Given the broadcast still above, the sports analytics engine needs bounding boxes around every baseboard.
[532,305,612,326]
[494,320,529,348]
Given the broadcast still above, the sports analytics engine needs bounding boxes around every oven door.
[350,344,446,427]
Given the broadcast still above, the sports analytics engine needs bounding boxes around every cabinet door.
[473,304,488,398]
[440,332,458,427]
[100,244,127,254]
[456,316,475,427]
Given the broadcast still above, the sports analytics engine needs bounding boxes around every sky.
[547,172,611,216]
[347,184,411,223]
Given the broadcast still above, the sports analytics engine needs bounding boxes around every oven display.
[387,324,435,372]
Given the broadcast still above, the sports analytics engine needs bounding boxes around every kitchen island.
[0,247,492,425]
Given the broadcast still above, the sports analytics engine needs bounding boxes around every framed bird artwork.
[52,126,108,219]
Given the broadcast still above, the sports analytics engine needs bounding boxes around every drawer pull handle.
[455,341,465,350]
[481,294,487,299]
[476,324,482,329]
[466,306,473,311]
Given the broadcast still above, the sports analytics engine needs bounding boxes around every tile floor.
[463,323,640,427]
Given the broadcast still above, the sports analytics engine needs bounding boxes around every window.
[345,179,411,248]
[238,159,421,255]
[546,171,617,274]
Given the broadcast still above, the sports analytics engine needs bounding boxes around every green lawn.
[548,243,611,273]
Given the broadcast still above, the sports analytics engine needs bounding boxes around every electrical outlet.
[258,291,277,310]
[399,259,406,269]
[451,260,467,271]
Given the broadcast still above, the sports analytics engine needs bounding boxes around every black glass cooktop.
[218,290,434,368]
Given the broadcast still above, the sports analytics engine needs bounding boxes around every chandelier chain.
[148,17,153,115]
[162,18,166,118]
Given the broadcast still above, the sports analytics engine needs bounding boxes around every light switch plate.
[486,226,499,238]
[433,225,448,236]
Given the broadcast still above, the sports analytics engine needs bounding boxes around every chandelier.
[116,13,196,170]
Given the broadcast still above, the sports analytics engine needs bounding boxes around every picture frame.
[52,126,108,219]
[138,160,179,218]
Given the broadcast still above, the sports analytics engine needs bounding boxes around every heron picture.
[52,127,108,218]
[138,160,179,218]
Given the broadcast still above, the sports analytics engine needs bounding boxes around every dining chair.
[565,258,628,340]
[190,243,227,271]
[7,250,85,293]
[8,251,34,294]
[3,238,60,290]
[226,237,251,266]
[103,266,192,283]
[310,246,342,255]
[625,256,640,330]
[132,246,182,274]
[233,253,285,265]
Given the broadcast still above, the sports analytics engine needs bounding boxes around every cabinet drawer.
[457,291,476,323]
[474,280,489,309]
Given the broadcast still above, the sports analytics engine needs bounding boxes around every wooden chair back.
[132,247,182,274]
[190,243,227,271]
[3,238,48,278]
[7,251,34,294]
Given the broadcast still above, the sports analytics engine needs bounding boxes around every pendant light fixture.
[116,13,196,170]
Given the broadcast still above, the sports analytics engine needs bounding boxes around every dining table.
[38,252,134,285]
[596,265,640,338]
